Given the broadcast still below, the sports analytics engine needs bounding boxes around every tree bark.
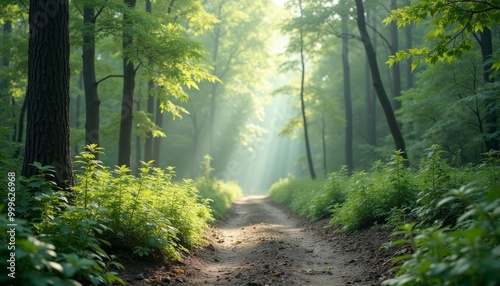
[152,98,163,165]
[366,8,377,147]
[340,9,354,172]
[83,5,100,147]
[405,0,413,89]
[321,113,327,176]
[390,0,402,110]
[479,28,499,151]
[299,0,316,179]
[355,0,409,165]
[145,80,155,161]
[13,92,27,158]
[208,3,223,158]
[144,0,154,162]
[118,0,137,167]
[1,21,11,102]
[23,0,74,190]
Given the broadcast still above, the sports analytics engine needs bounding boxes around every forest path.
[181,195,373,286]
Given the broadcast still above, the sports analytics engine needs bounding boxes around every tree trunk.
[135,99,141,171]
[83,5,100,147]
[1,21,11,102]
[341,8,354,173]
[366,8,377,146]
[145,80,155,161]
[118,0,137,167]
[321,112,327,176]
[152,97,163,165]
[208,5,222,158]
[479,28,499,151]
[405,0,413,89]
[144,0,154,162]
[390,0,402,110]
[13,91,27,158]
[23,0,73,190]
[299,0,316,179]
[355,0,409,165]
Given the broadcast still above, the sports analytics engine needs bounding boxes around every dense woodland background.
[0,0,499,285]
[1,0,499,190]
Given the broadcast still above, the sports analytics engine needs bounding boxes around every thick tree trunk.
[23,0,73,190]
[341,10,354,173]
[479,28,499,151]
[299,0,316,179]
[355,0,409,165]
[83,6,100,147]
[118,0,137,167]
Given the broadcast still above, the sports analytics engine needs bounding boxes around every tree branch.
[96,74,124,86]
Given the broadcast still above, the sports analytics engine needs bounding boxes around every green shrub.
[0,163,122,286]
[268,176,296,205]
[194,154,242,219]
[307,170,348,220]
[384,185,500,286]
[269,173,346,221]
[74,145,214,259]
[196,178,242,219]
[330,151,417,231]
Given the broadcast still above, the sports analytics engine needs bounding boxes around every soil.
[118,195,402,286]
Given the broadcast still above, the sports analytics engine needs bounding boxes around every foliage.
[412,145,475,225]
[0,163,122,286]
[269,172,347,221]
[396,56,500,164]
[384,0,500,68]
[195,154,242,219]
[269,147,500,284]
[383,185,500,286]
[329,151,417,231]
[73,145,213,258]
[195,178,243,219]
[270,147,498,230]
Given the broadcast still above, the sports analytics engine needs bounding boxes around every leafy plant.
[384,186,500,286]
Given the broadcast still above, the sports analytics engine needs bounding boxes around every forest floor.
[118,195,402,286]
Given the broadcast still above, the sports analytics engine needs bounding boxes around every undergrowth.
[0,145,241,285]
[195,155,243,219]
[268,145,500,285]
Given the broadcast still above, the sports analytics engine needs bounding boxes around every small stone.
[134,273,145,280]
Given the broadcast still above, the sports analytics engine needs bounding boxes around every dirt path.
[121,195,395,285]
[181,195,376,286]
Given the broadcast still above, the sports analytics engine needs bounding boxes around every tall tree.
[365,6,377,147]
[144,0,154,162]
[404,0,413,89]
[22,0,73,189]
[355,0,408,164]
[118,0,137,167]
[340,1,353,172]
[82,3,100,146]
[298,0,316,179]
[478,28,499,151]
